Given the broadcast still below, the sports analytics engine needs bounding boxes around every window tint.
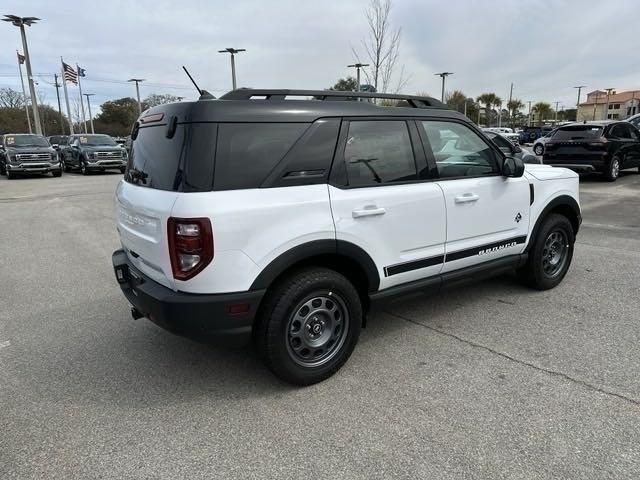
[214,123,307,190]
[629,125,640,141]
[421,121,499,179]
[610,124,631,139]
[126,123,216,192]
[343,120,416,186]
[554,126,603,140]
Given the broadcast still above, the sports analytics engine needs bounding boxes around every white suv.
[112,89,581,385]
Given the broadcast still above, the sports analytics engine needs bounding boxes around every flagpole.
[61,57,74,134]
[76,63,87,133]
[16,50,32,133]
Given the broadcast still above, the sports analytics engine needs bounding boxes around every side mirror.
[502,156,525,178]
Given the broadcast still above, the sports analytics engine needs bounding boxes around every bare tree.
[352,0,409,94]
[0,87,27,108]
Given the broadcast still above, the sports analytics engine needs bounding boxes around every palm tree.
[493,96,503,126]
[507,99,524,127]
[532,102,552,125]
[476,93,497,127]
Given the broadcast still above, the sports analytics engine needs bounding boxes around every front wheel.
[533,144,544,156]
[605,156,621,182]
[518,214,575,290]
[81,162,89,175]
[255,267,362,385]
[7,170,15,179]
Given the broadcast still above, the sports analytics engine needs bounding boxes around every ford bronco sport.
[112,89,581,385]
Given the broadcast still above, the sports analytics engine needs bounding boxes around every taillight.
[167,217,213,280]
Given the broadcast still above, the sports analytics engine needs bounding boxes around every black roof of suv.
[138,89,459,124]
[127,89,469,193]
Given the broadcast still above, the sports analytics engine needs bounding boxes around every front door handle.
[352,205,386,218]
[454,193,480,204]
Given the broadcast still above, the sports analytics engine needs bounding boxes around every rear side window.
[214,123,308,190]
[343,120,417,186]
[126,123,216,192]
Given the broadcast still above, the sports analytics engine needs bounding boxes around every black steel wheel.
[518,213,574,290]
[255,267,362,385]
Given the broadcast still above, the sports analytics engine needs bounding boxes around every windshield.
[552,126,603,141]
[4,135,50,147]
[79,135,117,146]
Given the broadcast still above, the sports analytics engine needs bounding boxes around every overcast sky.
[1,0,638,115]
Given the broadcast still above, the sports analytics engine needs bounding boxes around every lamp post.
[434,72,453,103]
[83,93,95,134]
[347,63,370,92]
[604,87,615,121]
[573,85,585,121]
[127,78,144,114]
[218,48,246,90]
[3,14,42,135]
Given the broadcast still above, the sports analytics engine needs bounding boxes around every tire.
[52,170,62,177]
[533,144,544,156]
[518,214,575,290]
[81,162,89,175]
[605,156,621,182]
[7,170,15,179]
[120,166,126,174]
[255,267,362,385]
[63,161,71,173]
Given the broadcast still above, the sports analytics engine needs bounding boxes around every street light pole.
[347,63,370,92]
[127,78,144,114]
[16,50,32,133]
[527,100,532,127]
[53,73,65,134]
[573,85,585,121]
[604,87,614,121]
[3,15,42,135]
[218,48,246,90]
[83,93,95,134]
[434,72,453,103]
[554,101,560,123]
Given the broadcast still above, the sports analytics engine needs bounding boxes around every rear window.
[213,123,308,190]
[125,123,216,192]
[552,126,603,141]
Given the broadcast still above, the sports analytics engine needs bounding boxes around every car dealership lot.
[1,172,639,479]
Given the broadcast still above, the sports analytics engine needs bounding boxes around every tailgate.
[115,180,178,290]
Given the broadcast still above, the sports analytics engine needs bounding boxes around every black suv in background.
[60,134,128,175]
[543,121,640,181]
[0,133,61,179]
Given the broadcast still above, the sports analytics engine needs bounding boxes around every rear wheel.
[518,214,574,290]
[605,156,620,181]
[255,267,362,385]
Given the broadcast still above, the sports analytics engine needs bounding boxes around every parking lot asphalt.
[1,169,639,479]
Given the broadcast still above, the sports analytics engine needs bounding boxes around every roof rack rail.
[219,89,448,109]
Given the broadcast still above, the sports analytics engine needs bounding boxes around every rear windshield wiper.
[128,168,148,185]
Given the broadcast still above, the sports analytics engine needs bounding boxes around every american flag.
[62,61,77,85]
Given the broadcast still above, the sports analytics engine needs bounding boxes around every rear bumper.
[541,162,597,173]
[112,249,264,345]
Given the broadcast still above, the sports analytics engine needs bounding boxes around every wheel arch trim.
[526,194,581,253]
[249,239,380,292]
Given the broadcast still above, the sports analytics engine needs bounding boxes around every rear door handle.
[352,206,386,218]
[454,193,480,204]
